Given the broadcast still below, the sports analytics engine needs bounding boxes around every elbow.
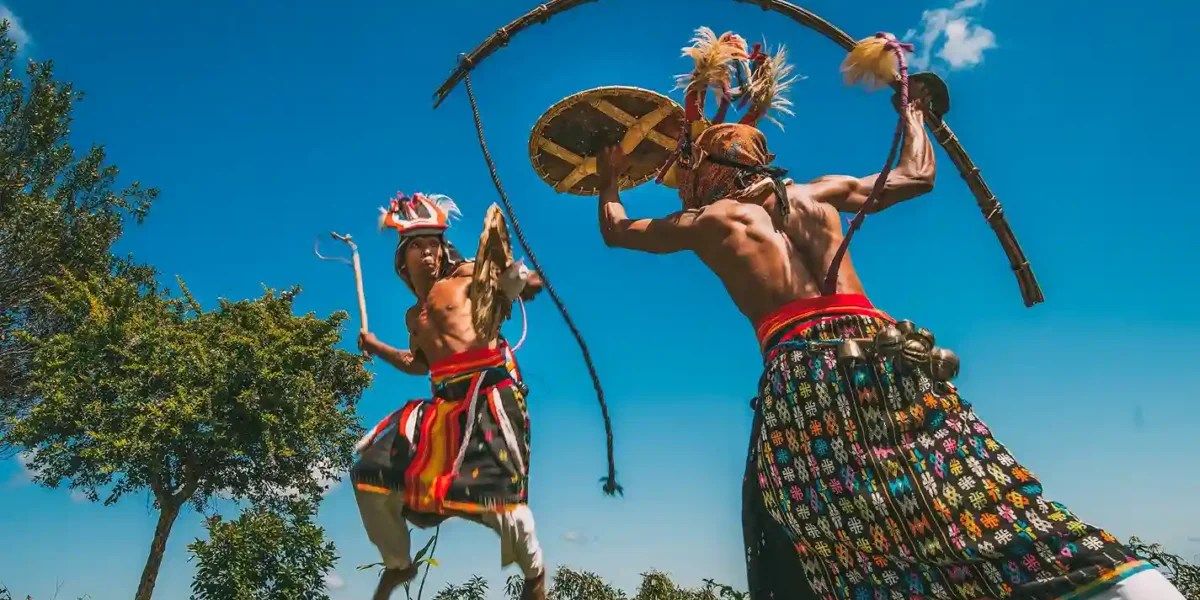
[600,227,623,249]
[912,178,935,197]
[902,168,935,198]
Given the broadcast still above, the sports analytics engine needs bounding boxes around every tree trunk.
[133,498,182,600]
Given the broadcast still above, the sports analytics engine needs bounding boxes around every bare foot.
[373,565,418,600]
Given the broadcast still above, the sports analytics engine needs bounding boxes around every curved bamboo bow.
[431,0,1044,309]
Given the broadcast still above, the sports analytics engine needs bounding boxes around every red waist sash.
[753,294,892,353]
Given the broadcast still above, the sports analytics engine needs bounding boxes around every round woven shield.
[529,86,686,196]
[469,204,514,340]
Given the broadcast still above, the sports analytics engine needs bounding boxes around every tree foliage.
[548,568,628,600]
[7,271,370,600]
[436,568,747,600]
[187,500,337,600]
[0,20,158,439]
[433,575,489,600]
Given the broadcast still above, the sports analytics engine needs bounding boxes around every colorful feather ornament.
[740,42,800,130]
[674,27,750,120]
[425,193,462,221]
[840,35,905,91]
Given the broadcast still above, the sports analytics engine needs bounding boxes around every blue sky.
[2,0,1198,598]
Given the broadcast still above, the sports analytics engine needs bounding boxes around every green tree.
[0,19,157,439]
[437,569,744,600]
[8,272,370,600]
[432,576,489,600]
[548,568,627,600]
[187,500,338,600]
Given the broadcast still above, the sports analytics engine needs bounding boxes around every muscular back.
[406,262,498,365]
[596,99,933,328]
[691,184,866,326]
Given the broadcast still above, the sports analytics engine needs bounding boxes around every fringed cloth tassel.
[821,32,915,295]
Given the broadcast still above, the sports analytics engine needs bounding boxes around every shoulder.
[705,198,767,226]
[786,182,835,219]
[449,260,475,277]
[404,304,420,327]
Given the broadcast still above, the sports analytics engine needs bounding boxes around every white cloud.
[905,0,996,72]
[0,5,31,52]
[561,530,588,546]
[324,570,346,590]
[14,450,41,482]
[281,461,342,499]
[15,453,91,502]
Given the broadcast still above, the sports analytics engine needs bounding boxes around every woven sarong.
[352,343,530,517]
[744,294,1150,600]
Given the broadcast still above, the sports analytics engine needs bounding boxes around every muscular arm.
[598,183,701,254]
[371,340,430,376]
[364,308,429,376]
[805,103,935,215]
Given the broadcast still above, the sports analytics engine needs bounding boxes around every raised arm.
[596,145,702,254]
[805,98,936,215]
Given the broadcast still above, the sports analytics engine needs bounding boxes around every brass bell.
[901,338,931,365]
[873,325,905,357]
[908,328,936,352]
[929,347,960,382]
[916,328,936,348]
[895,320,916,335]
[836,339,867,367]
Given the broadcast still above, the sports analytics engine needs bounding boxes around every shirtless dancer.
[593,29,1182,600]
[351,192,547,600]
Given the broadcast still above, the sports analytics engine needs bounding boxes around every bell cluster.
[834,320,960,384]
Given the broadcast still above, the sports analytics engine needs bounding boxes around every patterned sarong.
[744,294,1151,600]
[352,343,531,517]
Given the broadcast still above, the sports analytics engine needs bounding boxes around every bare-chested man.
[350,192,547,600]
[591,29,1182,600]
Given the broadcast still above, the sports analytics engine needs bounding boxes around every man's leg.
[480,505,545,600]
[354,485,418,600]
[1087,569,1186,600]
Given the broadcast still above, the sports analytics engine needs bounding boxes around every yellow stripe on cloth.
[1052,560,1155,600]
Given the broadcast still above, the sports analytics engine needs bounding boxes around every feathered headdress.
[379,192,462,239]
[738,41,798,129]
[658,28,799,188]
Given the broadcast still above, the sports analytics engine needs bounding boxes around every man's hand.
[892,78,933,116]
[520,270,544,301]
[596,145,629,190]
[358,330,381,356]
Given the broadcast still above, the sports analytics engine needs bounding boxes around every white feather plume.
[426,193,462,221]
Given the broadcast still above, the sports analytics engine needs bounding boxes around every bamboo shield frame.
[431,0,1044,308]
[529,86,687,196]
